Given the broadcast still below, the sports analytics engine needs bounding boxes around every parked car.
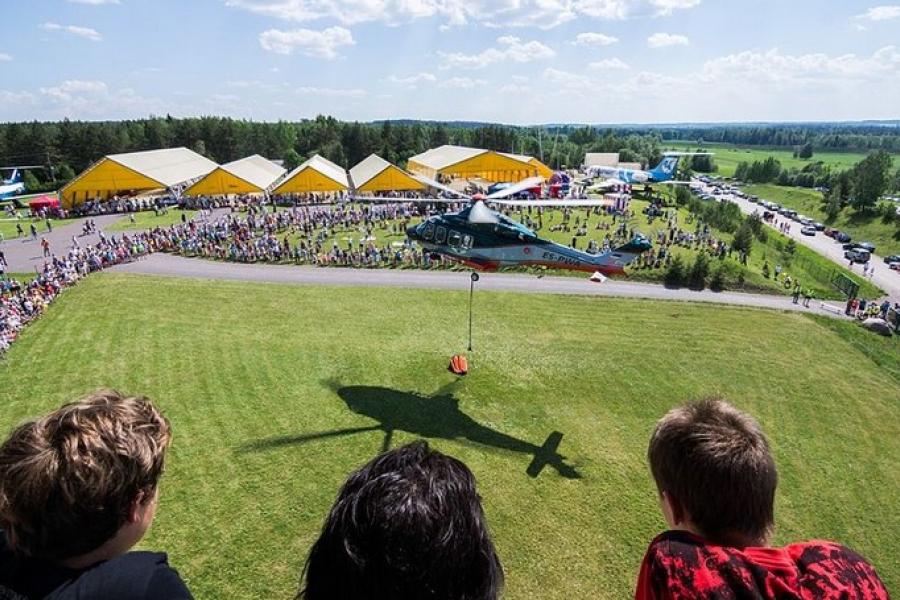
[857,242,876,253]
[835,232,852,243]
[842,242,858,251]
[884,255,900,264]
[824,227,838,238]
[800,226,817,236]
[813,222,825,231]
[845,249,871,263]
[889,262,900,271]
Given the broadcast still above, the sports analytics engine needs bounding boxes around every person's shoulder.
[784,540,889,599]
[59,551,192,600]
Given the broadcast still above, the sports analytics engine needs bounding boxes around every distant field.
[667,141,884,178]
[743,184,900,257]
[0,275,896,599]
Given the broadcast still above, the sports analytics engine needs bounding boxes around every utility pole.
[467,272,479,352]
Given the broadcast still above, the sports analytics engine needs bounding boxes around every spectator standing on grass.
[299,441,503,600]
[636,399,888,600]
[29,224,37,240]
[0,390,193,599]
[15,223,23,239]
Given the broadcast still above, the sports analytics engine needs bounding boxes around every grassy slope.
[106,209,198,232]
[0,274,896,599]
[667,142,880,178]
[744,184,900,257]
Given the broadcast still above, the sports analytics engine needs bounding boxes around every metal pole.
[468,272,479,351]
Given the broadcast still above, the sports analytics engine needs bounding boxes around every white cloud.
[855,5,900,20]
[40,22,103,42]
[649,0,700,15]
[386,72,437,86]
[40,80,108,101]
[259,26,354,58]
[226,0,699,29]
[573,32,619,47]
[0,53,11,62]
[701,46,900,83]
[647,32,689,47]
[440,36,555,69]
[67,0,120,4]
[438,77,487,89]
[589,57,629,69]
[296,86,367,97]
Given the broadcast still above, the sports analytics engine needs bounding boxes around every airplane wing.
[485,176,545,200]
[488,198,614,208]
[588,177,626,190]
[661,152,714,157]
[655,180,693,185]
[410,174,472,199]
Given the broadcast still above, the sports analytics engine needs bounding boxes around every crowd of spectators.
[0,234,150,355]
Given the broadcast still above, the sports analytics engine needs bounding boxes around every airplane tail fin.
[588,234,652,271]
[649,156,680,181]
[8,169,21,184]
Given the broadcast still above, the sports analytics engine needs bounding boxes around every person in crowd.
[0,390,192,599]
[299,441,503,600]
[636,398,888,599]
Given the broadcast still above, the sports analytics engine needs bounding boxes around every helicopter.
[355,175,652,275]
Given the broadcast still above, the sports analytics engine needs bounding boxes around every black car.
[884,255,900,264]
[856,242,876,253]
[835,232,852,243]
[842,242,858,251]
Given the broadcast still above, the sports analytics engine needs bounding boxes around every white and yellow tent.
[60,147,217,208]
[183,154,285,197]
[407,145,550,183]
[349,154,424,193]
[271,154,348,195]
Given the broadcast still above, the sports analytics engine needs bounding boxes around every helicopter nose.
[406,225,419,239]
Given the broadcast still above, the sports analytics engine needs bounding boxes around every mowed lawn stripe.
[0,273,896,599]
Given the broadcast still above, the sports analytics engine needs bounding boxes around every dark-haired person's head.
[0,390,171,562]
[300,441,503,600]
[648,398,777,546]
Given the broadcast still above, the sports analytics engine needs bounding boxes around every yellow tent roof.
[349,154,424,193]
[271,154,348,194]
[183,155,285,196]
[407,145,541,183]
[60,147,217,207]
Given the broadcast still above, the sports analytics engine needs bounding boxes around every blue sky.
[1,0,899,124]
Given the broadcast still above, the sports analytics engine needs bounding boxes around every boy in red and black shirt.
[636,399,888,600]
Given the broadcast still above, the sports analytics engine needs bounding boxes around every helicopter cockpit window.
[448,231,462,247]
[435,226,447,244]
[462,234,473,249]
[422,223,435,240]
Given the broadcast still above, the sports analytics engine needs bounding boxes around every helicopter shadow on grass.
[240,380,581,479]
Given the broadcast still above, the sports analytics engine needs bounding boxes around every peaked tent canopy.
[60,147,218,208]
[499,152,553,179]
[271,154,348,195]
[349,154,424,193]
[183,155,286,197]
[407,145,542,183]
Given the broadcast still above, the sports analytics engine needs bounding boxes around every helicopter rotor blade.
[410,174,472,199]
[484,176,545,200]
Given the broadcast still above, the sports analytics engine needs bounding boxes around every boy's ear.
[126,490,146,524]
[662,490,688,526]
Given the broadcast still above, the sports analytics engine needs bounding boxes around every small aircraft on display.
[586,152,712,187]
[0,168,28,199]
[355,175,652,275]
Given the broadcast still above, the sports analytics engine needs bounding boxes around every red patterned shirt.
[636,530,889,599]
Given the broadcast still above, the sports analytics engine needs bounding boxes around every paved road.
[0,214,121,272]
[704,186,900,302]
[112,253,849,318]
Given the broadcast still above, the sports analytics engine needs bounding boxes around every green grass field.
[106,209,198,231]
[743,184,900,257]
[667,142,882,178]
[1,274,897,599]
[0,217,56,239]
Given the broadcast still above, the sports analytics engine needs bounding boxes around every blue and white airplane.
[587,152,712,188]
[0,166,41,200]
